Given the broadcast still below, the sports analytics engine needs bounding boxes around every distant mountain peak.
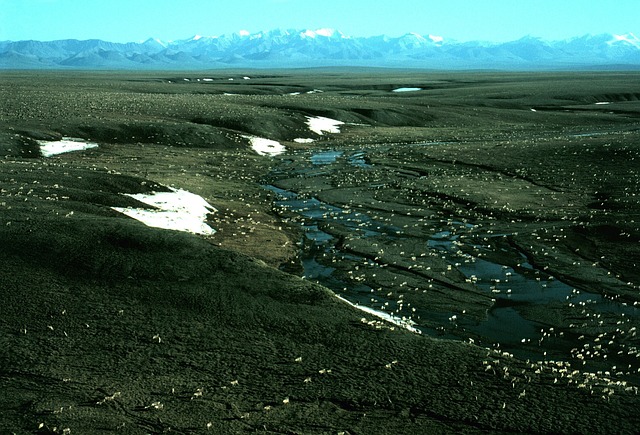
[142,37,167,48]
[610,33,640,49]
[300,28,345,39]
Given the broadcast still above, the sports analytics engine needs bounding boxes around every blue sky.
[2,0,638,42]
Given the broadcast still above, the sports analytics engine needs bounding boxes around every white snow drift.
[112,188,216,235]
[243,136,287,156]
[392,87,422,93]
[37,137,99,157]
[306,116,344,135]
[335,294,421,334]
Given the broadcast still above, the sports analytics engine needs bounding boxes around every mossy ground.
[1,70,639,434]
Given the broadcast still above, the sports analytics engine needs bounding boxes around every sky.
[1,0,638,43]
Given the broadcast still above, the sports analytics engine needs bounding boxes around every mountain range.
[1,29,640,70]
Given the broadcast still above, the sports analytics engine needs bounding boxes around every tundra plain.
[1,70,640,434]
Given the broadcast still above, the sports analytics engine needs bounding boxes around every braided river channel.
[264,142,640,382]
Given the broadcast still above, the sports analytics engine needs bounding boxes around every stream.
[264,144,640,379]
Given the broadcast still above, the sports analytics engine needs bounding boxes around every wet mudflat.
[1,71,640,433]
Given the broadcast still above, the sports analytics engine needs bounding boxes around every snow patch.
[315,28,338,37]
[610,33,640,49]
[243,136,286,156]
[294,138,315,144]
[37,137,99,157]
[301,29,317,38]
[301,29,340,39]
[392,87,422,93]
[306,116,344,135]
[595,101,611,105]
[112,188,216,235]
[335,295,421,334]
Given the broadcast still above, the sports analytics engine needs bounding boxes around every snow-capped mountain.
[1,29,639,70]
[609,33,640,49]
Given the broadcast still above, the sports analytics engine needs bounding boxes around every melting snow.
[392,87,422,93]
[294,138,315,144]
[335,295,421,334]
[243,136,286,156]
[38,137,99,157]
[112,188,216,235]
[306,116,344,135]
